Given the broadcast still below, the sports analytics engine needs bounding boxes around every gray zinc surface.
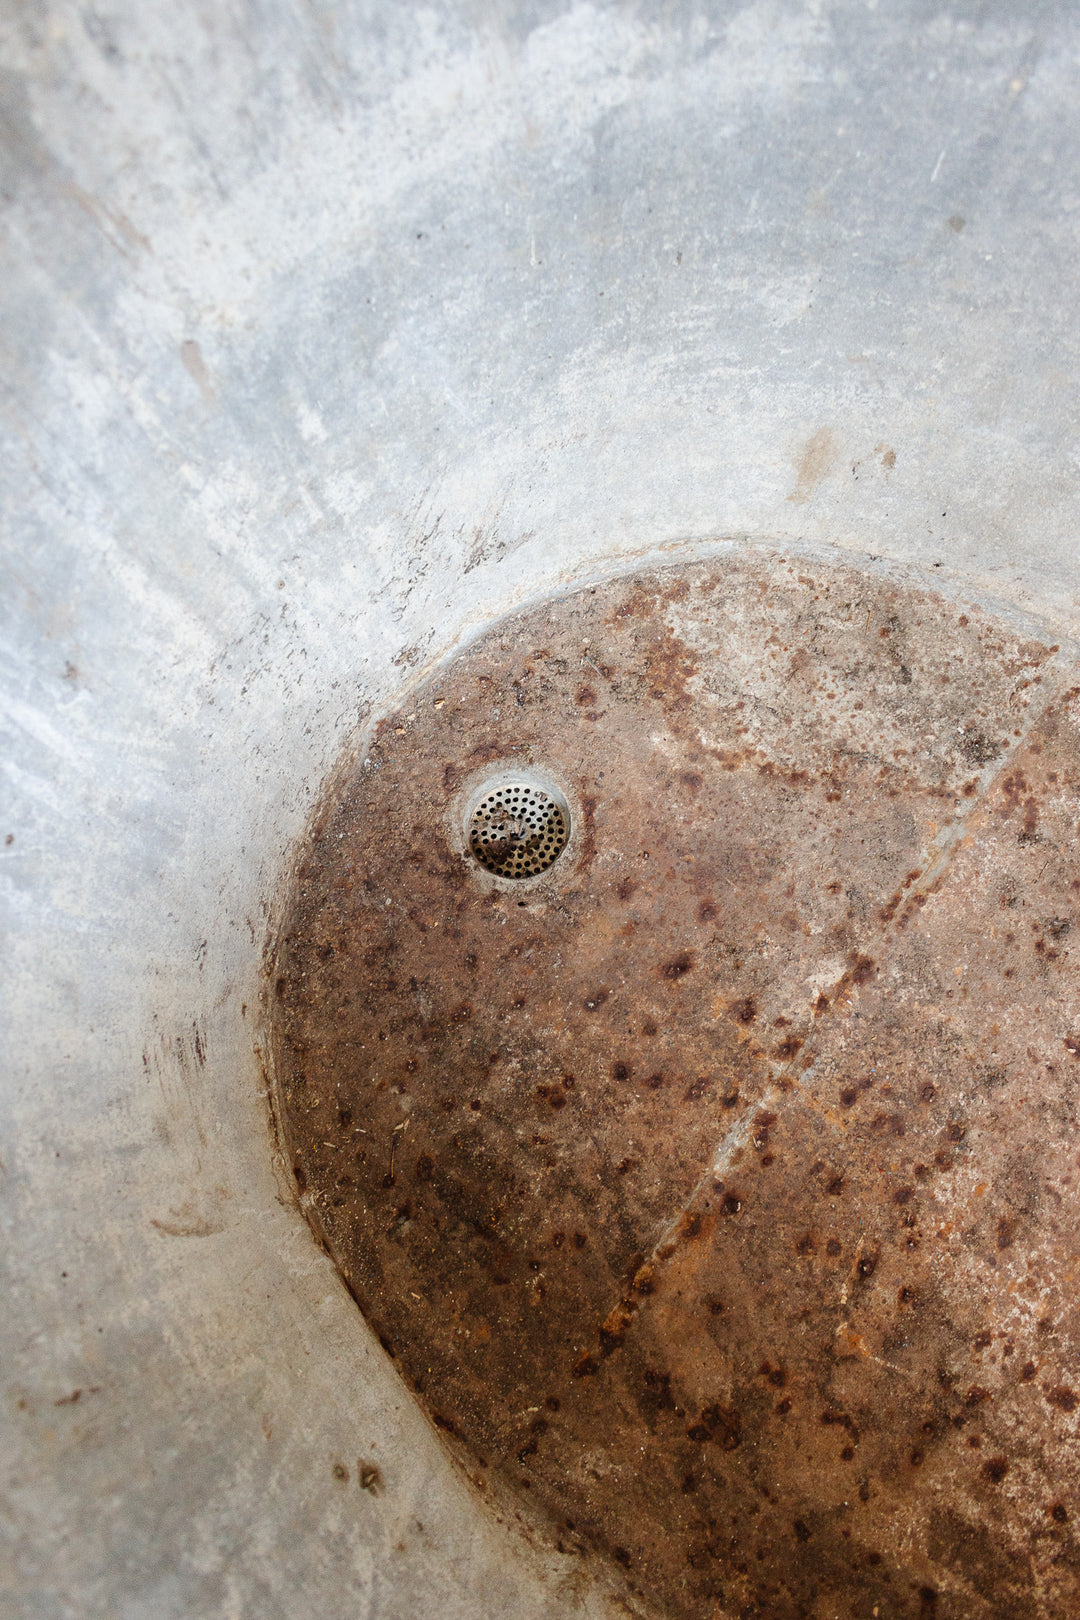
[2,3,1079,1617]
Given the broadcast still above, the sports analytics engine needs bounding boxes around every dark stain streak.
[578,792,598,873]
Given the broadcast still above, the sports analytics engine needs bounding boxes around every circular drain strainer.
[467,781,569,878]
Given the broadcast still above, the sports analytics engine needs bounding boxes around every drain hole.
[468,782,570,879]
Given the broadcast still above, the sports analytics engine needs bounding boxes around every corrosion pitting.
[269,555,1080,1619]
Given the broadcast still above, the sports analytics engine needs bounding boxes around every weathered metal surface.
[270,554,1080,1618]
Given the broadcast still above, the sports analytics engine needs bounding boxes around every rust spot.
[598,1301,635,1353]
[688,1403,742,1450]
[789,426,838,505]
[960,731,1002,767]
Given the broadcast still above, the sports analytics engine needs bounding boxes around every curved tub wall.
[3,4,1080,1616]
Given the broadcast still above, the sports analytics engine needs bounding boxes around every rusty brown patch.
[269,556,1080,1619]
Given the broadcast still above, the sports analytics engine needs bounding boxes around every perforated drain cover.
[271,554,1080,1620]
[468,781,569,878]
